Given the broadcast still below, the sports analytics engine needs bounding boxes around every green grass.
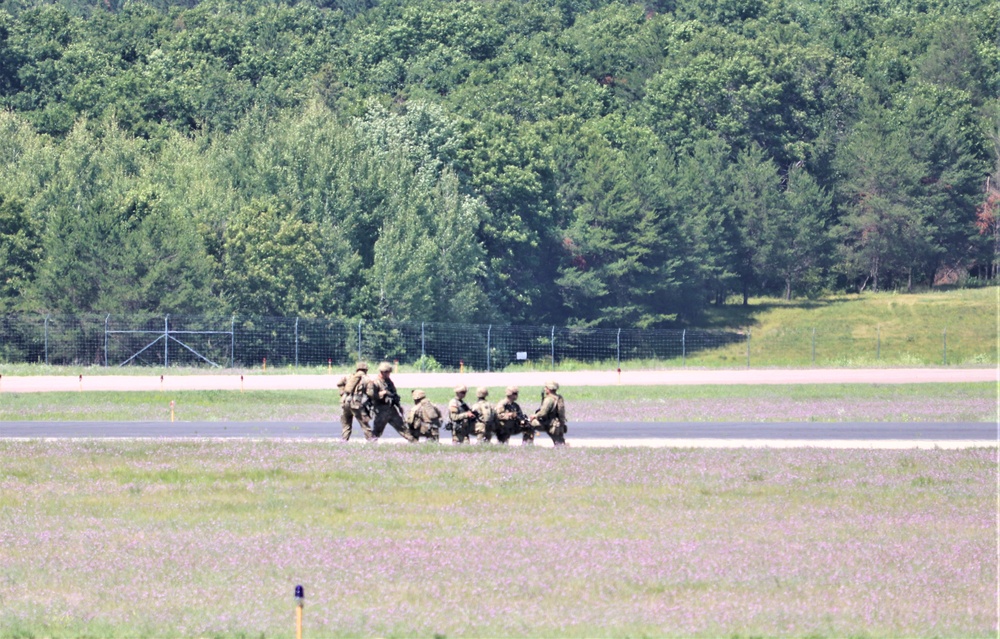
[0,443,994,638]
[1,383,993,422]
[696,287,999,367]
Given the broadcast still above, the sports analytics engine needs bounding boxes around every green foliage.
[0,0,994,326]
[0,193,41,311]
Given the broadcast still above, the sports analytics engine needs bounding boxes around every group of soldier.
[336,361,568,446]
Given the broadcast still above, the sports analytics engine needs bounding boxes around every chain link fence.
[0,314,994,370]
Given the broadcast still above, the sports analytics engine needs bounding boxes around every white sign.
[516,351,528,360]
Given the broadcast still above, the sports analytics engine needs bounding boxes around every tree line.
[0,0,996,328]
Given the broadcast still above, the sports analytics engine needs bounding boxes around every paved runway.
[2,420,994,448]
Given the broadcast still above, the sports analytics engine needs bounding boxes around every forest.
[0,0,996,328]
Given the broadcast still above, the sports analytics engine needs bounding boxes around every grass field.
[693,287,999,367]
[1,382,995,422]
[0,442,995,638]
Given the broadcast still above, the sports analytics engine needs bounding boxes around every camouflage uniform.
[370,362,416,442]
[405,390,441,442]
[340,363,375,441]
[447,385,475,444]
[531,381,567,446]
[495,386,531,445]
[470,387,498,444]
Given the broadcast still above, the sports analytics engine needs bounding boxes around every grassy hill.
[690,287,999,367]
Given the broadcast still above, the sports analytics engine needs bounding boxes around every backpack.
[418,401,441,426]
[344,372,362,395]
[345,372,368,410]
[476,401,497,426]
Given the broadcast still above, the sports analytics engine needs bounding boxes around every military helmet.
[476,386,489,399]
[505,385,519,396]
[378,361,393,373]
[454,384,467,394]
[412,389,426,401]
[355,361,369,372]
[544,380,559,391]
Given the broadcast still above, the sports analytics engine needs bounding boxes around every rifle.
[447,403,475,433]
[499,402,530,432]
[379,386,403,417]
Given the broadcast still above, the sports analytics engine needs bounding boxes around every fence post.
[616,328,621,371]
[681,329,686,367]
[45,315,50,366]
[487,324,492,372]
[421,322,426,372]
[942,328,947,365]
[357,320,362,362]
[104,315,109,368]
[164,315,169,368]
[231,315,235,369]
[811,327,816,365]
[294,317,299,368]
[746,328,751,368]
[550,326,555,370]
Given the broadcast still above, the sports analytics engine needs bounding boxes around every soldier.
[405,389,442,442]
[370,361,417,442]
[470,387,498,444]
[447,385,475,444]
[495,385,531,445]
[340,362,375,441]
[531,380,568,446]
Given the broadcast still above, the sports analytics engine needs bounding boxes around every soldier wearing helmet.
[369,361,416,442]
[447,385,475,444]
[339,361,375,441]
[530,380,567,446]
[495,385,531,445]
[405,389,441,442]
[470,387,498,444]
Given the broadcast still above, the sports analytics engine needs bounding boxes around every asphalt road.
[2,420,995,448]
